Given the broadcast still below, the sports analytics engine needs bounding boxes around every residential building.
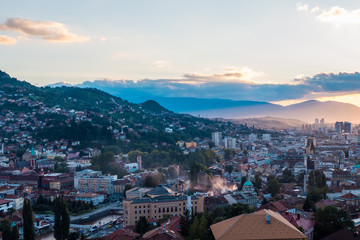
[212,132,223,146]
[75,193,104,206]
[74,170,116,194]
[0,199,13,213]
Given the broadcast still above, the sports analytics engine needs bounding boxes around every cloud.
[317,6,360,24]
[296,3,309,12]
[0,34,16,45]
[0,18,89,43]
[183,67,265,83]
[297,3,360,24]
[49,70,360,103]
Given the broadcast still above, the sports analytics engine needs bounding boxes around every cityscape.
[2,1,360,240]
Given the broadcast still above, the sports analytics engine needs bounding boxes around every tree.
[208,141,215,149]
[254,175,262,190]
[135,216,150,235]
[23,198,35,240]
[308,170,326,189]
[1,220,12,240]
[267,178,282,197]
[11,226,20,240]
[302,197,316,212]
[314,206,354,239]
[168,167,177,178]
[225,165,233,175]
[54,197,70,240]
[281,169,295,183]
[224,149,235,161]
[180,210,191,237]
[240,176,247,190]
[187,215,208,240]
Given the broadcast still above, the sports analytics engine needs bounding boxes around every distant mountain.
[192,100,360,123]
[47,79,360,124]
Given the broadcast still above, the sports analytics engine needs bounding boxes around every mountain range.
[48,80,360,124]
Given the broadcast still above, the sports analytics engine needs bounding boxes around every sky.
[1,0,360,106]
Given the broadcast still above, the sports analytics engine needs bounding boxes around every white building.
[0,199,13,212]
[224,137,236,149]
[4,195,24,210]
[212,132,222,146]
[262,134,271,142]
[249,134,258,142]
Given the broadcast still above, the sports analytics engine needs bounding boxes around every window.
[175,207,177,211]
[171,207,173,212]
[159,208,161,213]
[135,210,137,214]
[148,210,150,213]
[167,208,169,213]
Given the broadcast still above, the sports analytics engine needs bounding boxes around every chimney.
[297,213,300,220]
[266,214,270,224]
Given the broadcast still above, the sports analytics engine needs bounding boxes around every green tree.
[54,197,70,240]
[308,170,326,189]
[224,149,235,161]
[267,178,282,197]
[314,206,354,239]
[1,220,12,240]
[208,141,215,149]
[225,165,233,175]
[180,210,191,236]
[135,216,150,235]
[254,175,262,190]
[11,226,20,240]
[302,197,316,212]
[281,169,296,183]
[23,198,35,240]
[187,215,208,240]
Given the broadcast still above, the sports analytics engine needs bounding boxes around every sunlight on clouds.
[184,67,265,83]
[297,3,360,24]
[0,34,16,45]
[0,18,89,43]
[154,61,168,68]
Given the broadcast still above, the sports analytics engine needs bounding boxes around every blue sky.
[2,1,360,105]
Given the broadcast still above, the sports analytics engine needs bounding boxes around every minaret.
[303,155,308,194]
[137,155,142,171]
[186,195,192,219]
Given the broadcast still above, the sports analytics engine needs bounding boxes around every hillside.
[0,70,253,153]
[232,117,307,130]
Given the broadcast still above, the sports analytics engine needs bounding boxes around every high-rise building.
[212,132,223,146]
[224,137,236,149]
[344,122,352,134]
[335,121,344,135]
[262,134,271,142]
[249,133,257,142]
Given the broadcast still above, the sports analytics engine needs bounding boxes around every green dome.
[243,180,253,186]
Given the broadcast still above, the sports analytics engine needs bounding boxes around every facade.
[4,195,24,210]
[225,137,236,149]
[123,185,204,226]
[262,134,271,142]
[74,170,116,194]
[75,193,104,206]
[113,179,131,194]
[0,199,13,212]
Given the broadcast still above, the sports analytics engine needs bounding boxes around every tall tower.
[137,155,142,171]
[186,195,192,219]
[303,155,308,194]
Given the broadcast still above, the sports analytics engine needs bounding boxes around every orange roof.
[210,209,307,240]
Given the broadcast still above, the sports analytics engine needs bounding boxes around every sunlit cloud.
[297,3,360,24]
[184,67,265,83]
[296,3,309,12]
[0,18,89,43]
[0,34,16,45]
